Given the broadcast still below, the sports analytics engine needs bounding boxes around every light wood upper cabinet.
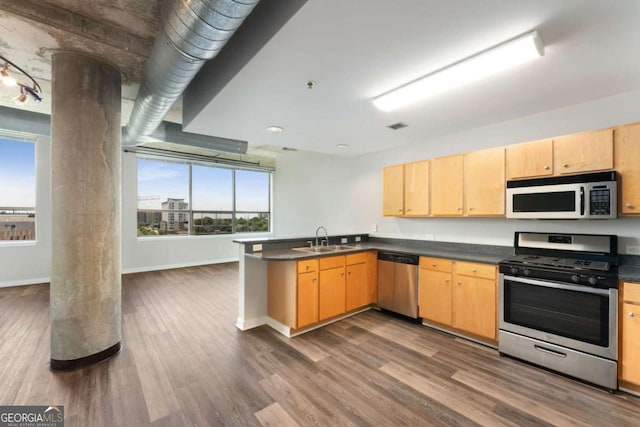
[553,129,613,175]
[382,164,404,216]
[383,161,430,217]
[615,123,640,215]
[431,154,464,216]
[404,160,430,216]
[506,139,553,179]
[464,147,505,216]
[620,282,640,385]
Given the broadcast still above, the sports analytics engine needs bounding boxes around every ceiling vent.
[387,122,408,130]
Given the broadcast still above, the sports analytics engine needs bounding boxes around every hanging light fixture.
[372,30,544,112]
[0,54,43,106]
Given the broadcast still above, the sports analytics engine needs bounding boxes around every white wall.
[120,152,272,273]
[0,144,271,287]
[274,90,640,252]
[0,136,52,287]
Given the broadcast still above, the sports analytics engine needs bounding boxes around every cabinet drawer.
[319,255,345,270]
[346,252,368,265]
[622,282,640,304]
[455,261,496,280]
[420,257,453,273]
[297,259,318,274]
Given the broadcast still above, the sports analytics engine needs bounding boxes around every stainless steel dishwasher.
[377,252,419,318]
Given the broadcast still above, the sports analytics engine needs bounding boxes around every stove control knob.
[571,274,580,283]
[510,267,519,275]
[523,268,531,276]
[588,276,598,286]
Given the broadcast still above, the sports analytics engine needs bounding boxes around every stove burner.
[503,254,609,272]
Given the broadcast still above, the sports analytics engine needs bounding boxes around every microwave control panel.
[589,187,611,216]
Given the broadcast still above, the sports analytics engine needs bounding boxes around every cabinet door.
[464,147,505,216]
[404,160,430,216]
[366,251,378,304]
[346,263,368,311]
[431,155,464,216]
[383,164,404,216]
[621,302,640,384]
[452,275,496,340]
[297,272,318,328]
[319,267,346,321]
[506,139,553,179]
[615,124,640,214]
[553,129,613,174]
[419,269,452,326]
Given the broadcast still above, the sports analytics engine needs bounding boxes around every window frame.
[136,157,271,237]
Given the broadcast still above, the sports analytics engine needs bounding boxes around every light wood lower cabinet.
[319,257,346,321]
[419,257,497,341]
[297,271,319,328]
[620,281,640,386]
[268,251,376,330]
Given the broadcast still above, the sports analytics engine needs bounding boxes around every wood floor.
[1,263,639,426]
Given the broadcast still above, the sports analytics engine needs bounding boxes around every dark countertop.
[618,265,640,282]
[242,237,512,265]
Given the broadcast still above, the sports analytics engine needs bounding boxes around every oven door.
[499,275,617,360]
[506,183,585,219]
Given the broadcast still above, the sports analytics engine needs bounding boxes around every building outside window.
[0,138,36,241]
[137,158,271,237]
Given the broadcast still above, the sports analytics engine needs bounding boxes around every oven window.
[503,279,609,346]
[513,191,575,212]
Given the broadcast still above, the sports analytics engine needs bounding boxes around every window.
[137,158,271,237]
[0,138,36,241]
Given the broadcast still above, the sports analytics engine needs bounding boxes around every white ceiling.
[184,0,640,157]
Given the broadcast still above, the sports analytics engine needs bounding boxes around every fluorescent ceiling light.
[373,30,545,112]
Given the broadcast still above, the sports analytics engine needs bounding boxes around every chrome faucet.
[315,226,329,247]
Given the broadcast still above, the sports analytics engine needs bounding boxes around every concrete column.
[50,52,122,370]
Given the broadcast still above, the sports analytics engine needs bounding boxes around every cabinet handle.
[445,279,450,283]
[544,165,550,170]
[306,265,310,271]
[406,208,412,212]
[626,203,634,208]
[397,209,403,212]
[457,207,462,211]
[562,163,569,168]
[313,277,317,281]
[341,272,345,277]
[457,281,462,285]
[472,268,477,273]
[431,263,437,267]
[348,271,351,276]
[469,207,474,211]
[630,312,636,318]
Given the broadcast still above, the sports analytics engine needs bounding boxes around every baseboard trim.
[122,257,239,274]
[50,341,121,371]
[236,316,268,331]
[0,277,50,288]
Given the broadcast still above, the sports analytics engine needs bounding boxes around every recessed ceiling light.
[266,126,283,133]
[336,144,349,149]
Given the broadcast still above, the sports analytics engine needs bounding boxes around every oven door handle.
[503,275,611,296]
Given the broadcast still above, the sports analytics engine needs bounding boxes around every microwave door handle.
[580,187,585,216]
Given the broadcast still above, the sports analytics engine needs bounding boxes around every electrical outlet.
[626,245,640,255]
[252,244,263,252]
[372,224,378,232]
[341,237,348,244]
[355,236,361,242]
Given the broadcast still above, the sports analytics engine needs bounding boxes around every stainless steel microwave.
[506,171,617,219]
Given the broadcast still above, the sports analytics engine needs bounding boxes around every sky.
[137,159,269,212]
[0,139,36,208]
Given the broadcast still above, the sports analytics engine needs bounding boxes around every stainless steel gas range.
[498,232,619,391]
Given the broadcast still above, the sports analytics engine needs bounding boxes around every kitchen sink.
[292,244,357,253]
